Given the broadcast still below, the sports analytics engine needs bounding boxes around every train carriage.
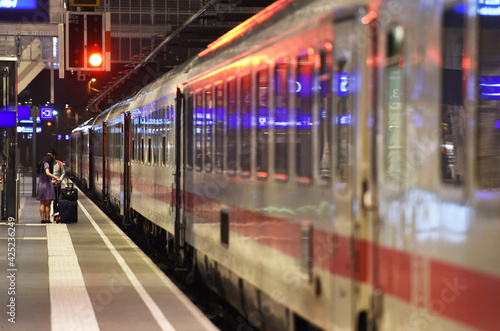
[89,108,108,202]
[70,0,500,330]
[127,62,193,236]
[71,117,93,189]
[179,1,367,329]
[104,100,132,217]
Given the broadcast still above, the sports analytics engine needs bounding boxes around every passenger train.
[69,0,500,330]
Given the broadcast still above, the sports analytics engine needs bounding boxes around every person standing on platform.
[36,154,60,223]
[48,150,65,222]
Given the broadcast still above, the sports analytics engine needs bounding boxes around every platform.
[0,175,218,331]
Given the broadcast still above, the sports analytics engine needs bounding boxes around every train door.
[77,132,83,184]
[89,127,95,195]
[102,121,107,206]
[123,113,131,224]
[174,87,184,263]
[331,6,382,330]
[372,1,413,329]
[331,11,362,331]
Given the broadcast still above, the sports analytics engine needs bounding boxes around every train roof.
[89,0,371,118]
[71,116,94,134]
[186,0,371,79]
[92,97,134,126]
[128,57,199,110]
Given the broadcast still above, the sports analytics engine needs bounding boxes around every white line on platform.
[90,204,220,331]
[47,224,100,331]
[78,200,177,331]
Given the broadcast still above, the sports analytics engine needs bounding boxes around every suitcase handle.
[65,177,73,189]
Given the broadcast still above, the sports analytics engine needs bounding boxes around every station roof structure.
[0,0,274,113]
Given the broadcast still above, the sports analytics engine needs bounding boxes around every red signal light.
[89,53,103,67]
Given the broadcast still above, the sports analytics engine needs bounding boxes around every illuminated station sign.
[0,0,49,22]
[0,0,37,10]
[40,106,54,120]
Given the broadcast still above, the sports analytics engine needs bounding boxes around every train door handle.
[170,184,174,213]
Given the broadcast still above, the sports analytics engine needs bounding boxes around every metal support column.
[0,57,18,221]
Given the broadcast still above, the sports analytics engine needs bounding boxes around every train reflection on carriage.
[70,0,500,330]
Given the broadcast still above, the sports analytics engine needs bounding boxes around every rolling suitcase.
[57,179,78,223]
[57,199,78,223]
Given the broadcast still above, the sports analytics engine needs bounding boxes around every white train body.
[70,0,500,330]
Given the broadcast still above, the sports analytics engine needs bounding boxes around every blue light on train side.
[478,0,500,16]
[258,115,267,128]
[321,109,327,120]
[338,73,348,96]
[275,108,288,129]
[296,113,312,129]
[228,114,237,129]
[217,107,224,123]
[479,76,500,99]
[65,135,70,140]
[195,107,204,126]
[338,114,351,126]
[453,3,467,14]
[242,113,251,129]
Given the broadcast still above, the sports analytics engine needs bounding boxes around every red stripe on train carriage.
[98,169,500,330]
[430,260,500,331]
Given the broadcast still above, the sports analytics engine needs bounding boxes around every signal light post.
[65,12,110,72]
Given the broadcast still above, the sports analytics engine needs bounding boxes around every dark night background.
[17,63,128,168]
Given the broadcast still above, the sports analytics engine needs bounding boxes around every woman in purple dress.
[36,154,60,223]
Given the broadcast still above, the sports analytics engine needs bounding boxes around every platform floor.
[0,176,218,331]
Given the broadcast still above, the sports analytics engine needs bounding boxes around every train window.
[148,137,152,164]
[152,110,157,165]
[141,137,145,163]
[318,45,333,181]
[477,11,500,189]
[139,116,143,162]
[227,79,237,174]
[170,106,175,166]
[164,106,169,166]
[132,138,135,161]
[205,88,213,172]
[441,5,465,186]
[240,74,251,176]
[215,84,224,173]
[162,136,167,166]
[169,106,174,166]
[296,51,314,182]
[257,67,269,178]
[186,93,194,169]
[121,123,124,161]
[335,58,351,183]
[156,110,160,165]
[384,25,406,183]
[195,92,203,172]
[132,116,137,162]
[275,58,289,180]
